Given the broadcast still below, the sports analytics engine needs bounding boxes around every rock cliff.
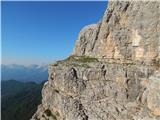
[31,1,160,120]
[73,1,160,63]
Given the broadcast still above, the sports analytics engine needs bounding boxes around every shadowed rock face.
[31,1,160,120]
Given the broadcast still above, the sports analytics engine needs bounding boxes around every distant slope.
[1,64,48,83]
[1,80,38,97]
[1,80,45,120]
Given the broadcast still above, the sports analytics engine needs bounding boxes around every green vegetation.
[2,80,38,97]
[1,80,45,120]
[65,55,98,63]
[52,55,98,68]
[72,63,90,68]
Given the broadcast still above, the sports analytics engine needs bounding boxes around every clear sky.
[2,1,107,65]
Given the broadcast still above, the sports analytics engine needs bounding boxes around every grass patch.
[65,55,98,63]
[72,63,90,68]
[51,55,98,68]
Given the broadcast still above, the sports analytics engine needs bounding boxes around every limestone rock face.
[31,1,160,120]
[73,1,160,63]
[31,57,160,120]
[72,24,101,56]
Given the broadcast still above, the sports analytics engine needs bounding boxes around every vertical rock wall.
[32,1,160,120]
[73,1,160,63]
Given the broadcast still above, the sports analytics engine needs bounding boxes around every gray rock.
[32,57,160,120]
[73,1,160,64]
[72,23,101,57]
[31,1,160,120]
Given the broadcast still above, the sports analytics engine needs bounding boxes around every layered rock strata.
[31,1,160,120]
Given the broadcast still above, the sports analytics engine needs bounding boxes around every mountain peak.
[73,1,160,64]
[1,64,48,83]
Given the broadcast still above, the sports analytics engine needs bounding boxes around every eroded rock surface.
[73,1,160,63]
[31,1,160,120]
[31,56,160,120]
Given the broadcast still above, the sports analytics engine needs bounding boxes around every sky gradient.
[2,1,107,65]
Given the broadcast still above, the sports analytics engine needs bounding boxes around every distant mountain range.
[1,64,48,83]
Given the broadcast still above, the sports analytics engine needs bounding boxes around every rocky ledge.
[31,1,160,120]
[31,56,160,120]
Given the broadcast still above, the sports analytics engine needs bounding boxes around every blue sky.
[2,1,107,65]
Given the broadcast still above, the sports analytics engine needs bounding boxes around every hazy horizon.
[2,1,107,65]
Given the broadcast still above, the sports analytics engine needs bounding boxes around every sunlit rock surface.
[31,1,160,120]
